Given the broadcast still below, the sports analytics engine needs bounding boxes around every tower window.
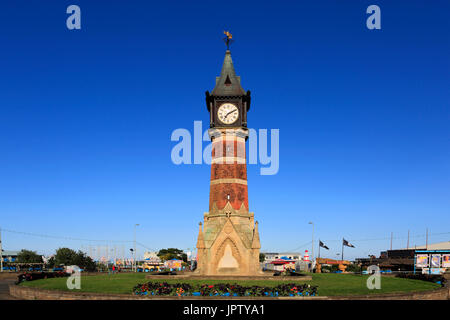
[224,75,232,86]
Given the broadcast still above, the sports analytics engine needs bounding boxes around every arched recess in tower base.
[213,237,242,275]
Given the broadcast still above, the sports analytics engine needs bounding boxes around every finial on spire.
[223,31,233,50]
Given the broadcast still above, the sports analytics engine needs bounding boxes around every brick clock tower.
[195,47,262,276]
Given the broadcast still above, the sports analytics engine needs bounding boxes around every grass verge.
[20,272,440,296]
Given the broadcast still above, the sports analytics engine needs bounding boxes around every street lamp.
[308,222,314,263]
[134,224,140,272]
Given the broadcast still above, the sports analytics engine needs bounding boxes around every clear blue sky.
[0,0,449,260]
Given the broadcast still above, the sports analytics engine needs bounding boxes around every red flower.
[208,285,214,288]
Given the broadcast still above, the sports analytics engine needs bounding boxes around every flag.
[343,239,355,248]
[319,240,329,250]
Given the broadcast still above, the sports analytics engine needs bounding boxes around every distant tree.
[46,256,56,268]
[53,248,97,271]
[259,253,266,262]
[17,249,43,263]
[320,265,331,273]
[157,248,187,262]
[330,264,340,272]
[74,251,96,271]
[345,263,361,273]
[54,248,78,266]
[322,264,340,273]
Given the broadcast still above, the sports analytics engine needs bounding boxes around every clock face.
[217,103,239,125]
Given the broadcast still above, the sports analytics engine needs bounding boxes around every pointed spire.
[223,201,234,214]
[211,50,246,96]
[238,202,248,214]
[196,222,205,249]
[251,221,261,249]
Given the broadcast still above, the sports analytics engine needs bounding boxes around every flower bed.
[133,282,318,297]
[17,271,69,284]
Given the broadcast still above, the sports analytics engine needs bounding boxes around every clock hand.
[224,109,237,119]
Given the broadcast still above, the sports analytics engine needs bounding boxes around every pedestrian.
[112,265,116,274]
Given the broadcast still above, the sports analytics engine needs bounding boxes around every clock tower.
[195,47,262,276]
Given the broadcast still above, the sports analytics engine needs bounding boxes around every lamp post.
[308,222,314,263]
[129,248,133,271]
[134,224,140,272]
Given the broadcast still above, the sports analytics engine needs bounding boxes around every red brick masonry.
[209,135,249,211]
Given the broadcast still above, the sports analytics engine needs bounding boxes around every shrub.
[16,272,69,284]
[17,250,43,263]
[395,273,446,286]
[345,264,362,273]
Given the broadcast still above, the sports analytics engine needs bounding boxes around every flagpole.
[341,238,344,262]
[318,240,321,259]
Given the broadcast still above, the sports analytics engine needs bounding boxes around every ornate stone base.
[196,202,262,276]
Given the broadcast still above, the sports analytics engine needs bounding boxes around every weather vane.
[223,31,233,50]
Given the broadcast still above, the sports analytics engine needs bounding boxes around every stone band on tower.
[195,47,261,276]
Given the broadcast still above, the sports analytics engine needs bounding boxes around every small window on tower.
[224,75,232,86]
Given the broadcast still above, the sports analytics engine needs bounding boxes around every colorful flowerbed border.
[133,282,318,297]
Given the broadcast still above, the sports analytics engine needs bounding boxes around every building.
[195,40,261,276]
[315,258,351,273]
[261,253,312,272]
[407,241,450,251]
[267,258,297,272]
[355,241,450,272]
[1,250,19,262]
[2,250,46,272]
[142,251,163,269]
[164,259,183,270]
[263,252,302,263]
[143,251,160,262]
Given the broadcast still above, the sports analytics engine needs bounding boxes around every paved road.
[0,279,18,300]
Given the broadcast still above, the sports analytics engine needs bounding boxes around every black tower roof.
[211,50,246,97]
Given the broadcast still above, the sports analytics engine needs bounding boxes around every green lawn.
[20,273,440,296]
